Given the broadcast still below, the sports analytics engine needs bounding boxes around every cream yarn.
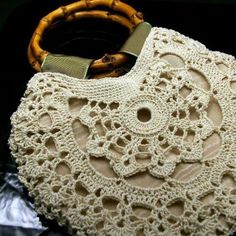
[9,27,236,235]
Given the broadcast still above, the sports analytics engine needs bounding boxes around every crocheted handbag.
[9,0,236,235]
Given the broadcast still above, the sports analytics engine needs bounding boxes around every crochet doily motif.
[10,27,236,235]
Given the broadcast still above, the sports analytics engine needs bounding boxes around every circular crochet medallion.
[122,95,169,136]
[10,27,236,236]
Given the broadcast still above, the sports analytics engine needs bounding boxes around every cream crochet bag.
[9,6,236,236]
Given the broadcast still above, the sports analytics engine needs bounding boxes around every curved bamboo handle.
[28,0,143,72]
[28,10,134,71]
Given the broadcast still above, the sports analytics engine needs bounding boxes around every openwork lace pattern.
[10,27,236,235]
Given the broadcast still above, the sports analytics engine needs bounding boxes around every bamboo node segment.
[136,12,144,20]
[84,0,93,8]
[60,6,69,17]
[101,54,111,63]
[111,0,120,8]
[41,17,51,25]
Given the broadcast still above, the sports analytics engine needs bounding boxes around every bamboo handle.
[66,10,134,30]
[28,0,143,72]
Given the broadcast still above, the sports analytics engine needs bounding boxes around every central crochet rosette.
[85,63,214,179]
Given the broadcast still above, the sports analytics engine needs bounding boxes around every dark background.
[0,0,236,235]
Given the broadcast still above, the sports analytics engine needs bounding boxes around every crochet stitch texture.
[10,27,236,235]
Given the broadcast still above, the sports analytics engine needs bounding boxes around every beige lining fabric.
[10,27,236,235]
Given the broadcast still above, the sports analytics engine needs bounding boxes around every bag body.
[10,27,236,235]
